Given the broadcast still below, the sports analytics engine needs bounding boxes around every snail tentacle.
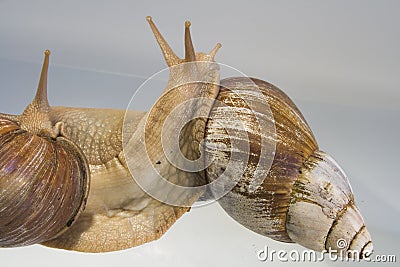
[146,16,181,66]
[184,21,196,62]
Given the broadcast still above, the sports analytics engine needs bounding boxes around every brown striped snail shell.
[0,51,90,247]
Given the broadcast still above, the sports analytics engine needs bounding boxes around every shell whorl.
[204,77,373,257]
[287,151,373,257]
[0,119,89,247]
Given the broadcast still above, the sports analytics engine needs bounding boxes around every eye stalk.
[0,50,59,138]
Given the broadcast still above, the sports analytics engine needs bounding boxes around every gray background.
[0,0,399,266]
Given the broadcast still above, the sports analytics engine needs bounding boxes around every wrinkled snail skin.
[0,17,373,257]
[42,107,193,253]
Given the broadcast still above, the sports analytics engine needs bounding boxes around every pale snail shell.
[0,17,373,257]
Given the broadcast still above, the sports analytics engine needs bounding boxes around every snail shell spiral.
[205,77,373,257]
[0,119,89,247]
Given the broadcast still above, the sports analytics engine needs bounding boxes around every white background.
[0,1,399,266]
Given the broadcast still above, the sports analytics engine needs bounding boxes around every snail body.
[0,18,372,257]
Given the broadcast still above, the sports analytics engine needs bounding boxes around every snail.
[0,17,372,258]
[0,50,90,247]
